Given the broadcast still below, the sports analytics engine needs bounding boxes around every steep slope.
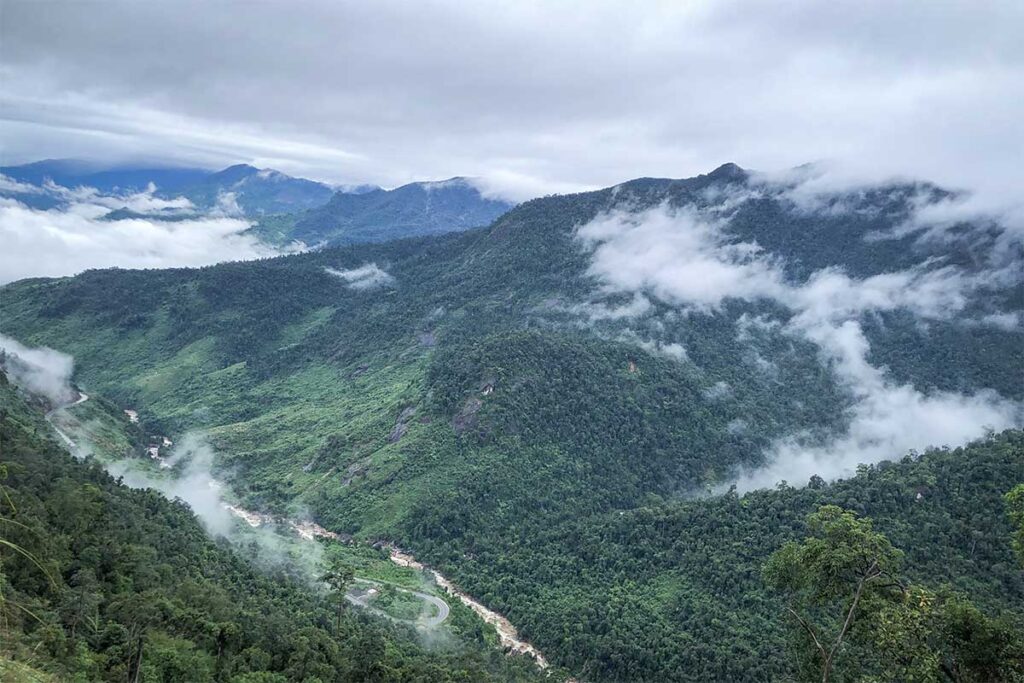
[289,177,515,245]
[0,374,545,682]
[1,163,1021,680]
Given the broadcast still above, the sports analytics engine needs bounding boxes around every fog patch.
[732,322,1019,491]
[703,381,732,402]
[0,192,293,284]
[0,174,44,195]
[325,263,394,290]
[576,204,787,310]
[0,334,75,405]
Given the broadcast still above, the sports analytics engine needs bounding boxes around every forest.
[1,165,1021,680]
[0,373,544,682]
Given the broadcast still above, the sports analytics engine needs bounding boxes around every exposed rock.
[388,421,409,443]
[452,396,483,434]
[388,405,417,443]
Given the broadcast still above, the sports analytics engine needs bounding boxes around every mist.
[0,333,75,405]
[325,263,395,290]
[573,185,1022,491]
[0,334,328,580]
[0,184,297,284]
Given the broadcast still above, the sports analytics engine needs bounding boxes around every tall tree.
[1006,484,1024,566]
[320,560,355,634]
[764,505,904,683]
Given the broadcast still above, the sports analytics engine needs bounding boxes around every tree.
[319,560,354,634]
[764,505,904,683]
[869,586,1024,682]
[1006,484,1024,566]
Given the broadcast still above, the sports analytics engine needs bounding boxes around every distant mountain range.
[283,177,516,245]
[1,159,517,244]
[0,159,341,215]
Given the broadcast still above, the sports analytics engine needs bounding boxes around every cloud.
[1,2,1021,203]
[0,333,75,405]
[106,434,238,535]
[574,200,1022,490]
[38,181,196,214]
[731,321,1020,490]
[0,173,43,195]
[576,204,787,310]
[324,263,394,290]
[0,192,294,284]
[469,171,597,203]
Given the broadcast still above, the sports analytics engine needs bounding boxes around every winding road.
[345,578,450,628]
[45,391,89,450]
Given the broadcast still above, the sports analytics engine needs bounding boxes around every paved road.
[346,578,450,628]
[45,391,89,449]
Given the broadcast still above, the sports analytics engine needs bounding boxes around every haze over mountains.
[0,159,518,282]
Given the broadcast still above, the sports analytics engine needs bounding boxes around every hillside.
[1,163,1021,680]
[0,373,545,682]
[286,177,515,245]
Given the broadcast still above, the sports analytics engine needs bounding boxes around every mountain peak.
[706,162,746,181]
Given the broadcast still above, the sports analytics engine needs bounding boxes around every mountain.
[286,176,515,245]
[0,158,211,194]
[0,159,338,216]
[1,163,1021,681]
[177,163,337,215]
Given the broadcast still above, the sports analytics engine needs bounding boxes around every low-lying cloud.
[2,334,327,578]
[574,197,1021,490]
[325,263,394,290]
[0,186,297,284]
[0,333,75,405]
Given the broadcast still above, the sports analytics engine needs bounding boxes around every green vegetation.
[0,374,545,682]
[1,167,1021,680]
[1008,484,1024,565]
[766,506,1024,682]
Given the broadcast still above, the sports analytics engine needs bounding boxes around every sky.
[2,0,1022,200]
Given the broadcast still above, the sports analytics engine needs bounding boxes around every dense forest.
[0,373,544,682]
[1,164,1021,680]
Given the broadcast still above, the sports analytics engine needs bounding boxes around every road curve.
[346,577,450,628]
[45,391,89,450]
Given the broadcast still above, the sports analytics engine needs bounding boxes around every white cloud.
[0,333,75,405]
[574,200,1022,490]
[2,2,1021,204]
[732,321,1020,490]
[0,173,43,194]
[324,263,394,290]
[0,194,291,284]
[469,171,597,204]
[576,204,787,310]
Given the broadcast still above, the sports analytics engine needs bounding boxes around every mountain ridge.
[1,162,1020,681]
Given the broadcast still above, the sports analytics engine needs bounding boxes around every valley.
[1,163,1022,681]
[45,382,558,671]
[5,5,1021,680]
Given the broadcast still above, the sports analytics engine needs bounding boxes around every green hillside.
[1,164,1021,680]
[0,374,545,682]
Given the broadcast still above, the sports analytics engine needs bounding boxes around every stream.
[48,394,557,673]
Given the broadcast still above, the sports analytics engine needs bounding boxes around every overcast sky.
[2,1,1021,199]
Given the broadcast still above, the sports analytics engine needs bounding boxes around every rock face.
[452,396,483,434]
[388,406,417,443]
